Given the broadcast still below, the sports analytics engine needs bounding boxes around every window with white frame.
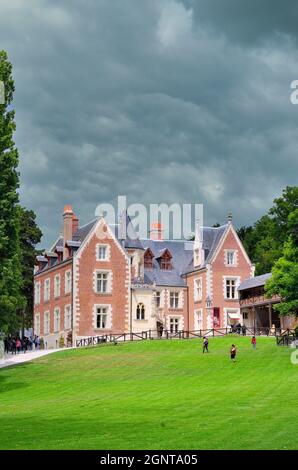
[156,291,161,308]
[64,305,71,330]
[170,292,179,309]
[34,282,41,305]
[226,250,236,266]
[44,311,50,335]
[194,278,202,302]
[54,308,60,332]
[195,309,203,330]
[44,279,50,302]
[96,271,109,293]
[65,270,71,294]
[136,303,145,320]
[54,274,61,298]
[35,313,40,336]
[225,278,238,299]
[97,244,108,261]
[95,306,108,329]
[169,317,179,333]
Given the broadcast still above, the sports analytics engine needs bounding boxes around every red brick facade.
[73,221,130,339]
[187,223,253,331]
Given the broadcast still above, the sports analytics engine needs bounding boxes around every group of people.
[202,335,257,362]
[230,323,247,335]
[4,335,41,354]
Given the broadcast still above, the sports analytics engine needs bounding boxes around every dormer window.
[144,248,154,269]
[158,249,172,270]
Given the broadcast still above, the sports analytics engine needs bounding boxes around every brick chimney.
[150,222,164,240]
[73,213,79,234]
[63,205,74,260]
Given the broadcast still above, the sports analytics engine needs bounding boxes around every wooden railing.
[240,293,281,307]
[75,327,296,348]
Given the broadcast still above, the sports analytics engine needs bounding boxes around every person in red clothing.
[16,338,21,354]
[230,344,237,362]
[251,336,257,349]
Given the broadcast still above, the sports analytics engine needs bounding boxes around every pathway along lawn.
[0,336,297,450]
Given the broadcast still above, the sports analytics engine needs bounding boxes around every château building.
[34,206,256,347]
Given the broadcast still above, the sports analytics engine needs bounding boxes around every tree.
[265,207,298,317]
[265,239,298,317]
[0,50,23,334]
[19,207,42,330]
[238,186,298,275]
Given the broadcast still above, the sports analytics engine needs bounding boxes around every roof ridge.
[77,217,99,230]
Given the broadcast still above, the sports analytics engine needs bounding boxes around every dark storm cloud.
[0,0,297,246]
[183,0,298,44]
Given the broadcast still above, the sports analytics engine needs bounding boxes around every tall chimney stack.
[63,205,74,260]
[150,222,164,240]
[72,213,79,234]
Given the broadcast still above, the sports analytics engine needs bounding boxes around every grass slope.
[0,336,297,450]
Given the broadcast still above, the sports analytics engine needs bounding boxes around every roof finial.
[228,212,233,224]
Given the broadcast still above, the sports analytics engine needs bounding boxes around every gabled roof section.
[238,273,272,291]
[72,218,98,243]
[210,223,251,266]
[182,225,228,274]
[155,247,172,259]
[204,225,228,264]
[144,247,154,257]
[114,211,144,250]
[51,236,63,252]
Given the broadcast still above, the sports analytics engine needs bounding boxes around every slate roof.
[36,211,228,284]
[182,225,228,274]
[114,211,144,250]
[141,239,194,287]
[238,273,272,291]
[72,219,98,243]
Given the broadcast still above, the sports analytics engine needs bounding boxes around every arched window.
[136,303,145,320]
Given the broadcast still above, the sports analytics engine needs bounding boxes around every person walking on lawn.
[202,336,209,354]
[230,344,237,362]
[251,336,257,349]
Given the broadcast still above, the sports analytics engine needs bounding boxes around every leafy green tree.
[265,239,298,317]
[19,207,42,330]
[269,186,298,239]
[238,186,298,275]
[0,50,23,334]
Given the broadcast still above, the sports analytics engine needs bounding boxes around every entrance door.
[213,308,220,328]
[157,321,164,338]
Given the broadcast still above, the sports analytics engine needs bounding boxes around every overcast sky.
[1,0,298,246]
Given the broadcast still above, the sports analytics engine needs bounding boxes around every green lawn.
[0,336,297,450]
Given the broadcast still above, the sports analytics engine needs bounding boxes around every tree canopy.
[238,186,298,275]
[0,51,41,334]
